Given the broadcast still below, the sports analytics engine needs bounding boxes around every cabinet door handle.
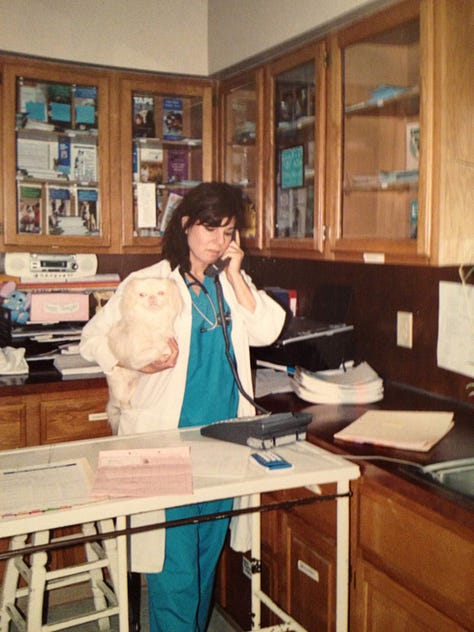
[88,412,108,422]
[297,559,319,583]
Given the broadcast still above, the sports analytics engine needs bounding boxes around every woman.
[80,182,286,631]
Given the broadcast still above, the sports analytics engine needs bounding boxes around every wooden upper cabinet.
[117,73,214,251]
[1,57,112,252]
[218,68,265,251]
[266,42,327,257]
[326,0,474,265]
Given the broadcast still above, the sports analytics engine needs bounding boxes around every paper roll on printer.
[253,285,354,372]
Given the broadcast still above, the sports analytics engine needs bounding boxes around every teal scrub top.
[179,275,239,427]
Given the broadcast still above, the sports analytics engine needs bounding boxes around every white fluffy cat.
[106,277,182,433]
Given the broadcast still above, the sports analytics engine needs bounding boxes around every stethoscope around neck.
[181,267,231,333]
[179,265,269,414]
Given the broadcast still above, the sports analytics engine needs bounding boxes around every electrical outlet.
[397,311,413,348]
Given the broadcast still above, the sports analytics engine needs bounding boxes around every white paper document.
[255,368,292,397]
[437,281,474,378]
[1,459,94,518]
[334,410,454,452]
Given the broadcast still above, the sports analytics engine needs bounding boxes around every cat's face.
[121,278,182,317]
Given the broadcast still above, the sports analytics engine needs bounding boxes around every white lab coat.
[79,259,286,570]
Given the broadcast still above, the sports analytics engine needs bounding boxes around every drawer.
[39,389,111,444]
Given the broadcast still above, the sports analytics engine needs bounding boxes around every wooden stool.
[0,520,120,632]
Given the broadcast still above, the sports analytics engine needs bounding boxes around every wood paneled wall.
[246,257,473,404]
[100,254,474,404]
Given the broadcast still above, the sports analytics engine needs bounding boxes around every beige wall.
[207,0,383,73]
[0,0,209,75]
[0,0,388,75]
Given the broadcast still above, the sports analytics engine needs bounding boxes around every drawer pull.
[297,559,319,583]
[88,412,108,422]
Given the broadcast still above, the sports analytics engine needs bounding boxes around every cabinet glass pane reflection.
[274,61,315,239]
[132,93,203,238]
[341,19,420,241]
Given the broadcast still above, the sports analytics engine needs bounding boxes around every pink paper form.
[91,446,193,498]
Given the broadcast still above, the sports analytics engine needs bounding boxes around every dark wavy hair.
[161,182,245,271]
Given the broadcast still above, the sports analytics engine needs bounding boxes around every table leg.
[249,493,261,631]
[336,480,350,632]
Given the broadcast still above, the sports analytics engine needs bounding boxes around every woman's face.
[184,217,236,273]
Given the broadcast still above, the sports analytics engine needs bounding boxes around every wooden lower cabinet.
[353,560,466,632]
[0,382,110,449]
[351,474,473,632]
[38,388,111,444]
[0,381,111,585]
[216,466,473,632]
[215,484,338,631]
[0,401,28,449]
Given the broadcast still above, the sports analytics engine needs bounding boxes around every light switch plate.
[397,311,413,348]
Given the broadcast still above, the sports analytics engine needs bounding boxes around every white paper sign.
[437,281,474,378]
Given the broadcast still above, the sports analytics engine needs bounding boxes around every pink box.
[30,293,89,323]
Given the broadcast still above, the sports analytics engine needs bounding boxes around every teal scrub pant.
[146,497,233,632]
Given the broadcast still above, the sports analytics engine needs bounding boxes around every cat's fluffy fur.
[106,277,182,433]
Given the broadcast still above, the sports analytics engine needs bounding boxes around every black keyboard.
[200,411,312,450]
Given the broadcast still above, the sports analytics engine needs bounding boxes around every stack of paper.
[291,361,383,404]
[334,410,454,452]
[53,353,103,377]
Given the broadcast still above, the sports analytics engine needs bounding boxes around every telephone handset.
[204,257,230,278]
[204,229,237,278]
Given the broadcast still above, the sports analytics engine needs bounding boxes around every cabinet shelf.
[135,137,202,148]
[345,181,418,193]
[17,176,99,187]
[277,115,315,133]
[345,85,419,116]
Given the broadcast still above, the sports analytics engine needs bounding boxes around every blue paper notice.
[50,102,71,123]
[281,145,304,189]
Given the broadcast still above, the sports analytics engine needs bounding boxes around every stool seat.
[0,520,120,632]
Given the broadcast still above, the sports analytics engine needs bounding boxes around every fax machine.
[253,284,354,372]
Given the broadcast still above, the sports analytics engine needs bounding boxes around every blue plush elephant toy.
[1,284,31,324]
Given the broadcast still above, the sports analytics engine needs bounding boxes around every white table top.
[0,428,359,538]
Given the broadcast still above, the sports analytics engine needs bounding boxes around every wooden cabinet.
[0,381,110,449]
[0,380,111,584]
[354,561,466,632]
[218,69,265,251]
[266,42,327,258]
[0,400,28,450]
[326,0,474,265]
[1,56,112,252]
[0,54,214,255]
[217,0,473,266]
[38,387,111,444]
[215,484,339,631]
[351,472,474,632]
[117,73,214,251]
[216,459,473,632]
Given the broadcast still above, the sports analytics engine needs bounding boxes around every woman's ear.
[181,216,189,231]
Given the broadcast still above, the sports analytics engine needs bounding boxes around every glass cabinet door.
[336,4,421,257]
[119,77,213,249]
[268,43,326,255]
[219,69,263,249]
[2,62,111,248]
